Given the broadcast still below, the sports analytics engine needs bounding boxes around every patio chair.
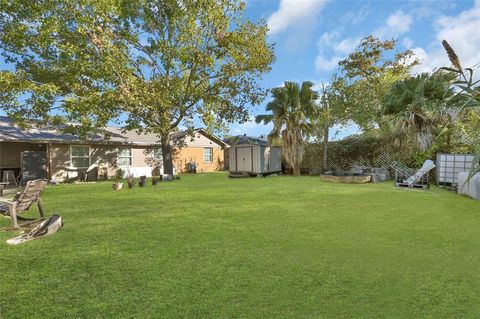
[14,171,22,186]
[83,163,98,182]
[0,179,47,227]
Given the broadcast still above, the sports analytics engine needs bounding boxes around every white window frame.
[70,145,90,169]
[203,147,213,163]
[117,147,133,167]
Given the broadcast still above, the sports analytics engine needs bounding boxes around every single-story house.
[0,116,228,182]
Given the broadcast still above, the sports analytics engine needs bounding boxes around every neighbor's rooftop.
[0,116,163,146]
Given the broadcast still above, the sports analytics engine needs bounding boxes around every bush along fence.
[301,136,402,175]
[301,137,443,185]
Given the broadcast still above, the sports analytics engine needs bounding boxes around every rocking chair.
[0,179,47,227]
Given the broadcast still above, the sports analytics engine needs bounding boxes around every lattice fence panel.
[302,148,395,175]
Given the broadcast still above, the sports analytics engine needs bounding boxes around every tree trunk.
[323,124,329,172]
[292,164,301,176]
[446,129,451,151]
[161,135,174,175]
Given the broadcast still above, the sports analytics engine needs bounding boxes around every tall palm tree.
[256,81,318,175]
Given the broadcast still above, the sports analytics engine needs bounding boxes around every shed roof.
[225,135,270,146]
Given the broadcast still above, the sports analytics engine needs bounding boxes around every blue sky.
[228,0,480,140]
[1,1,479,140]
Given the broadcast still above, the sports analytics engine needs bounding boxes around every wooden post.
[46,143,52,182]
[37,198,45,217]
[8,201,17,227]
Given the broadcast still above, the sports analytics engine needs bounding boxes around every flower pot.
[152,179,158,186]
[112,182,123,190]
[128,181,134,189]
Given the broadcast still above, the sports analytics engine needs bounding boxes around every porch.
[0,141,48,184]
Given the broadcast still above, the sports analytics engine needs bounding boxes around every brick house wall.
[175,147,224,173]
[173,131,225,173]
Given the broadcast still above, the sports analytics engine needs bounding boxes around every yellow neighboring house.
[172,129,228,174]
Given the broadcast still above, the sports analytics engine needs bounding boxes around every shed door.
[236,147,252,172]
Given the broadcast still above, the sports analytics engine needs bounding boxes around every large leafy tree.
[255,81,318,176]
[334,36,418,132]
[0,0,275,174]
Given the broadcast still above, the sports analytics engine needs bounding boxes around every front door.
[236,147,252,172]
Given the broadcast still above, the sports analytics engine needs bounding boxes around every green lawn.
[1,172,480,318]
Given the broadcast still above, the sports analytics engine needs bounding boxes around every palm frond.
[255,114,273,125]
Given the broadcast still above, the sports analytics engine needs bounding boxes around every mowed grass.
[1,172,480,318]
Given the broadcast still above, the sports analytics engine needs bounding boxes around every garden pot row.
[112,175,179,190]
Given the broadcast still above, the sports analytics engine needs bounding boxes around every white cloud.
[267,0,329,35]
[315,55,341,72]
[334,37,361,55]
[315,31,360,72]
[410,1,458,20]
[405,47,429,72]
[317,30,340,48]
[375,10,413,38]
[402,37,413,49]
[343,7,370,26]
[412,1,480,74]
[386,10,413,34]
[229,116,273,137]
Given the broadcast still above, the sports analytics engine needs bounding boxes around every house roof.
[0,116,157,146]
[172,128,229,148]
[224,135,270,146]
[0,116,229,147]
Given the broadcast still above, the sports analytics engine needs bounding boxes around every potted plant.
[139,175,147,187]
[127,174,135,189]
[112,169,124,190]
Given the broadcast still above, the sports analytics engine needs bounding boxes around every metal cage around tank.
[436,153,475,188]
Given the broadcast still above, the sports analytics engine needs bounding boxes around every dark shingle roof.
[0,116,162,146]
[224,135,269,146]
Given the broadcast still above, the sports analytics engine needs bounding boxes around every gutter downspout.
[46,143,52,182]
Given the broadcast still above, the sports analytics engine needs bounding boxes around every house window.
[153,148,162,160]
[203,147,213,163]
[118,148,133,166]
[70,145,90,168]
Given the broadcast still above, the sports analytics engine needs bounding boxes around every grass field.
[1,172,480,318]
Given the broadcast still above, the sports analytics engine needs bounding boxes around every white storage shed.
[228,136,282,176]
